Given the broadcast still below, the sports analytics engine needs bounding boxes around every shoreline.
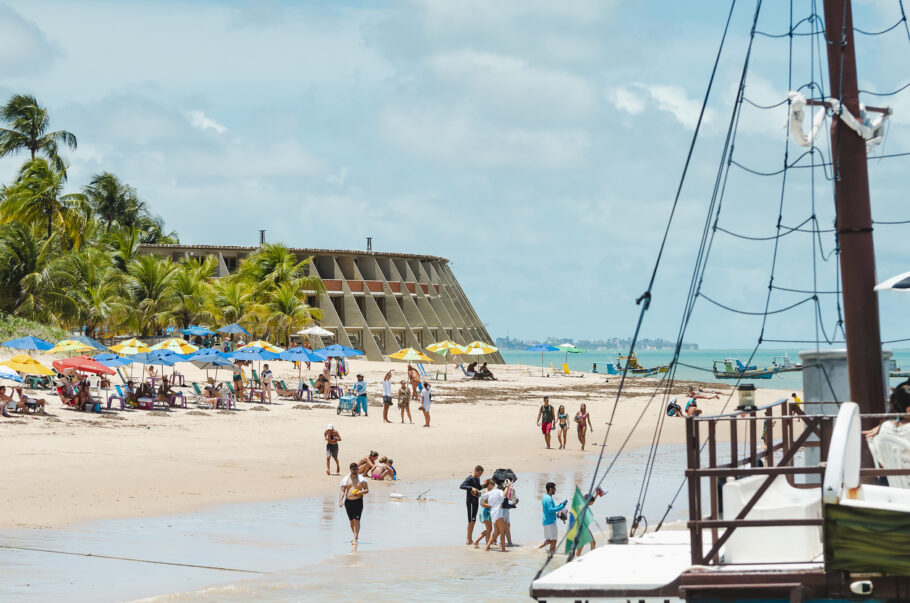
[0,355,792,530]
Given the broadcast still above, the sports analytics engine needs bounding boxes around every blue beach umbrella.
[187,348,236,380]
[526,344,559,377]
[0,365,24,383]
[217,323,250,335]
[315,344,363,359]
[181,326,216,336]
[2,336,54,351]
[92,353,134,368]
[70,335,109,351]
[229,347,280,361]
[280,346,325,379]
[131,350,188,366]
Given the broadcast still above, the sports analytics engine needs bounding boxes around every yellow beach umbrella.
[149,337,199,354]
[426,340,464,354]
[462,341,498,355]
[239,340,285,353]
[110,338,150,355]
[2,354,54,376]
[388,347,434,362]
[44,339,95,355]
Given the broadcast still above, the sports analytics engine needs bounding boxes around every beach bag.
[492,468,518,486]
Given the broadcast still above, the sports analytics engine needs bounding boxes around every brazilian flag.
[564,486,593,554]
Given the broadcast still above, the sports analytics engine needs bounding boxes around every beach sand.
[0,353,793,529]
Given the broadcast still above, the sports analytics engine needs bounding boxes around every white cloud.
[187,110,227,135]
[379,107,591,170]
[607,83,712,129]
[0,4,58,77]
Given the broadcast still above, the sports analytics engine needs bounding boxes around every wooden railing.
[686,400,910,566]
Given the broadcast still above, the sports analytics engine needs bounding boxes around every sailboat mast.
[822,0,885,418]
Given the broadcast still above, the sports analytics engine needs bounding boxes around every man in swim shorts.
[459,465,484,544]
[339,461,369,544]
[325,423,341,475]
[536,396,555,449]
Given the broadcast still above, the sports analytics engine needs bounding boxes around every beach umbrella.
[149,337,199,355]
[70,335,109,351]
[165,326,175,334]
[44,339,96,355]
[2,336,53,352]
[131,350,188,367]
[181,325,216,336]
[110,338,150,355]
[2,355,54,376]
[463,341,498,355]
[388,347,435,363]
[558,343,585,364]
[93,353,134,368]
[187,348,237,380]
[218,323,250,335]
[230,347,280,361]
[426,340,464,377]
[279,346,325,380]
[52,356,115,375]
[0,365,23,383]
[298,325,333,337]
[526,343,559,376]
[314,343,363,381]
[875,270,910,291]
[239,340,285,353]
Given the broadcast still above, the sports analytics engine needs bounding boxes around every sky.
[0,0,908,348]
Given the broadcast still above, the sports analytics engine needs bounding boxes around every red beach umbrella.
[52,355,115,375]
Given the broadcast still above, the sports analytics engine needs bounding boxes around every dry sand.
[0,353,792,529]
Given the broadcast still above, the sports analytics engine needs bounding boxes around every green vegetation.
[0,315,65,343]
[0,94,323,345]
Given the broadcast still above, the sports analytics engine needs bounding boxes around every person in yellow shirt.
[791,392,802,409]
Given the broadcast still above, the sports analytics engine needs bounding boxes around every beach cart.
[337,395,356,416]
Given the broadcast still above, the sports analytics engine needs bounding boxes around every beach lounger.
[107,384,126,410]
[550,362,564,376]
[459,365,475,380]
[56,386,78,410]
[416,364,430,378]
[562,363,583,378]
[251,370,261,388]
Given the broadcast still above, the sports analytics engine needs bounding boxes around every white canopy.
[298,326,334,337]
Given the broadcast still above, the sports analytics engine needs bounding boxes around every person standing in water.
[536,396,555,449]
[459,465,484,544]
[339,461,369,544]
[484,483,507,552]
[538,481,568,553]
[575,403,593,451]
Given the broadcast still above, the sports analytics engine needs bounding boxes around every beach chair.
[299,381,313,402]
[191,382,205,404]
[56,386,77,410]
[871,434,910,489]
[116,367,129,384]
[435,367,446,381]
[416,364,430,378]
[550,362,563,376]
[460,365,475,380]
[251,369,261,388]
[107,384,126,410]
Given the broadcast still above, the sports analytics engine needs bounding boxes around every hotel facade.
[138,244,502,363]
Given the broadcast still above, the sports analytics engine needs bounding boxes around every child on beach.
[575,404,593,451]
[473,479,495,549]
[557,405,568,449]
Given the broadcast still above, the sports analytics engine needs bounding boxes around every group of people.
[0,385,47,416]
[380,370,432,426]
[536,397,594,450]
[666,386,721,418]
[465,362,495,380]
[459,465,517,552]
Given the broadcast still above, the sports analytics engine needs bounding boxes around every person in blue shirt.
[353,373,368,416]
[537,481,568,553]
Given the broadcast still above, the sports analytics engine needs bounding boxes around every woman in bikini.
[398,380,412,424]
[370,456,395,480]
[358,451,379,476]
[557,405,569,449]
[575,403,594,451]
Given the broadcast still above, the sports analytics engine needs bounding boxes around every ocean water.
[501,347,910,392]
[0,449,689,602]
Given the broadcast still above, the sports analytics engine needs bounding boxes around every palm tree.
[0,94,77,173]
[164,257,216,329]
[123,254,177,336]
[263,281,322,346]
[237,243,325,296]
[211,278,258,325]
[56,247,125,337]
[0,223,69,322]
[0,158,89,240]
[84,172,143,230]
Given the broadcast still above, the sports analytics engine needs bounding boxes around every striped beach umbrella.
[149,337,199,355]
[45,339,96,355]
[462,341,498,355]
[388,348,435,363]
[239,340,285,353]
[110,338,150,355]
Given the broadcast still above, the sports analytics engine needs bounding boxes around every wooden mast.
[822,0,885,423]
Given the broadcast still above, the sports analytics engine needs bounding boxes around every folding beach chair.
[116,367,129,384]
[550,362,563,376]
[416,364,430,378]
[251,369,261,388]
[562,363,583,378]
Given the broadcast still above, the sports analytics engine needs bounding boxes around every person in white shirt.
[484,484,507,552]
[339,462,369,545]
[420,382,432,427]
[381,371,393,424]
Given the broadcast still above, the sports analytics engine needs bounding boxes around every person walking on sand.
[398,379,412,424]
[420,381,432,427]
[339,462,369,544]
[484,483,507,552]
[261,363,273,403]
[536,396,555,449]
[557,404,569,449]
[408,364,420,398]
[473,479,495,548]
[459,465,484,544]
[538,482,568,553]
[381,371,393,423]
[325,423,341,475]
[575,403,593,451]
[353,373,368,417]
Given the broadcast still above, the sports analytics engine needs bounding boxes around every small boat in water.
[712,357,775,379]
[616,353,669,376]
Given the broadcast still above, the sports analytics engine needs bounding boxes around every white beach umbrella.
[298,326,333,337]
[875,270,910,292]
